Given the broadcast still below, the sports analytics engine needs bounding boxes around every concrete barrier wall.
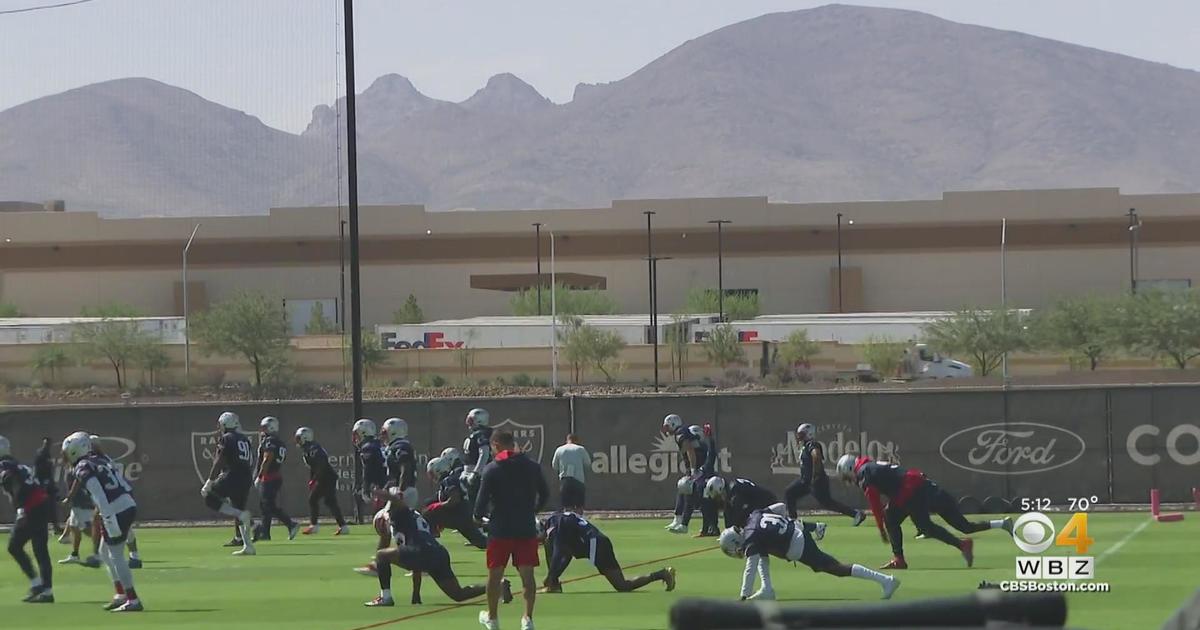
[1,385,1196,521]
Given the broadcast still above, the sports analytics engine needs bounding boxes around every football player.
[1,434,55,603]
[421,456,488,549]
[354,419,388,511]
[363,493,512,608]
[460,408,493,508]
[254,417,301,542]
[784,424,865,525]
[382,418,418,507]
[200,411,256,556]
[704,476,780,529]
[719,509,899,601]
[296,427,349,535]
[539,510,676,594]
[58,462,103,568]
[63,432,144,612]
[661,415,717,535]
[836,454,1013,569]
[87,435,142,568]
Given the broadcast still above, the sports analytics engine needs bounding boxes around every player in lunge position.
[254,416,301,542]
[705,476,780,529]
[422,455,488,549]
[662,415,718,535]
[539,510,676,594]
[836,454,1012,569]
[296,427,349,535]
[785,424,865,525]
[719,508,899,602]
[63,432,145,612]
[200,412,256,556]
[1,434,55,603]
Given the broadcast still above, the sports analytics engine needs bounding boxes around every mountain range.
[3,3,1199,217]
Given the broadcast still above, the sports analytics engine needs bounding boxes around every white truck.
[895,343,973,380]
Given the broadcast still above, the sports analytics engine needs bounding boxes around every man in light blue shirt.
[551,435,590,512]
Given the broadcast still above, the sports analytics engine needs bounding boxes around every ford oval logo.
[939,422,1086,475]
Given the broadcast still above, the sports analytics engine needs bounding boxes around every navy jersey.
[258,435,288,478]
[0,457,44,509]
[65,469,94,510]
[302,441,337,481]
[855,461,909,498]
[726,478,777,528]
[389,507,440,549]
[219,431,255,480]
[74,454,136,512]
[544,510,603,559]
[674,426,711,472]
[359,438,387,490]
[464,426,494,468]
[438,466,469,503]
[798,439,817,484]
[385,438,417,489]
[742,509,795,559]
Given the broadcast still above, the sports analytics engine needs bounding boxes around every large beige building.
[1,187,1197,326]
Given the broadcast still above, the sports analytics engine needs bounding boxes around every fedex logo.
[381,331,464,350]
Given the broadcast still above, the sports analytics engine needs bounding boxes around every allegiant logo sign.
[381,332,465,350]
[940,422,1086,475]
[592,433,733,482]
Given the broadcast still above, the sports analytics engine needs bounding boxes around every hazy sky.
[2,0,1198,133]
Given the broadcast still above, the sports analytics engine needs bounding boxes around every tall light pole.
[1001,218,1008,382]
[835,213,853,312]
[549,229,558,391]
[1127,208,1141,294]
[533,222,543,315]
[182,223,201,384]
[343,0,364,422]
[647,256,672,391]
[708,219,731,321]
[643,211,657,389]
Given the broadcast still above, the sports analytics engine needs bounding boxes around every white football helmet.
[352,418,377,443]
[218,411,241,432]
[295,427,315,445]
[836,453,859,483]
[382,417,408,442]
[61,431,92,465]
[427,456,454,480]
[440,447,464,467]
[796,423,816,441]
[704,476,728,501]
[662,414,683,433]
[260,416,280,435]
[0,435,10,459]
[718,527,746,559]
[466,408,490,429]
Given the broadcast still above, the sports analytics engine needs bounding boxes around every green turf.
[2,512,1194,629]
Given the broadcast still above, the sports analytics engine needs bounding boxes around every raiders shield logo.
[493,419,545,463]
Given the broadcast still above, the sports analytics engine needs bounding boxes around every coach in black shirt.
[474,430,548,630]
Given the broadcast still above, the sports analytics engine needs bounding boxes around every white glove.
[102,514,122,539]
[15,507,26,522]
[201,480,214,497]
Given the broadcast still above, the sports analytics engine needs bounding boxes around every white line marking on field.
[1097,518,1150,565]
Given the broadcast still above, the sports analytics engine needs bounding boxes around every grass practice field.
[2,512,1194,629]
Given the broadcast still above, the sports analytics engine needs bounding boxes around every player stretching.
[58,463,102,568]
[836,454,1012,569]
[62,432,144,612]
[1,435,54,603]
[719,509,899,601]
[364,498,511,607]
[705,477,780,529]
[661,415,717,535]
[461,408,494,506]
[382,418,418,506]
[355,419,388,511]
[296,427,349,535]
[422,456,488,548]
[200,412,256,556]
[88,435,143,568]
[254,417,301,542]
[540,510,676,594]
[785,424,865,525]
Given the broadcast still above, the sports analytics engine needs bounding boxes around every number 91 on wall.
[1012,512,1096,580]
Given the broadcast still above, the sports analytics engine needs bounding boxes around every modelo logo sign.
[939,422,1086,475]
[381,332,464,350]
[769,424,900,476]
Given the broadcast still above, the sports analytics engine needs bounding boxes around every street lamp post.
[535,223,544,316]
[1127,208,1141,294]
[707,219,731,321]
[549,229,558,391]
[182,223,201,385]
[647,256,672,392]
[342,0,365,422]
[835,214,853,312]
[643,211,657,389]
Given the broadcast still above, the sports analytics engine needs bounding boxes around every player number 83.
[1011,512,1094,554]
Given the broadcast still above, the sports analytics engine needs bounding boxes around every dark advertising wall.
[0,385,1196,521]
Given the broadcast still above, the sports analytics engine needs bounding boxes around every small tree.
[1031,296,1116,370]
[685,288,760,320]
[31,345,71,386]
[665,315,690,381]
[73,303,151,389]
[702,323,745,368]
[778,329,821,368]
[0,303,23,317]
[559,318,625,383]
[393,294,425,324]
[361,332,388,381]
[191,291,290,388]
[510,284,618,316]
[134,342,171,388]
[922,307,1028,377]
[861,335,906,379]
[1117,290,1200,369]
[454,330,479,380]
[304,302,337,335]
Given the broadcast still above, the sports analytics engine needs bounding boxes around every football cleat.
[747,589,775,601]
[103,597,127,611]
[479,611,499,630]
[289,524,302,540]
[364,595,394,607]
[879,556,908,570]
[882,576,901,600]
[851,510,866,527]
[521,616,535,630]
[58,555,81,565]
[23,588,54,603]
[354,563,378,577]
[960,538,974,568]
[1001,517,1014,534]
[302,525,318,535]
[336,525,351,536]
[539,579,562,594]
[233,546,256,556]
[664,567,677,592]
[112,599,144,612]
[83,555,102,568]
[667,523,688,534]
[224,537,244,547]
